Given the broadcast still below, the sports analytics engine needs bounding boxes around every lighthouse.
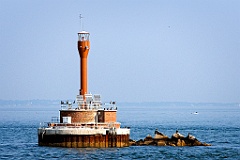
[78,31,90,96]
[38,22,130,148]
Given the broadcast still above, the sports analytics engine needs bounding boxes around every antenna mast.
[79,14,84,31]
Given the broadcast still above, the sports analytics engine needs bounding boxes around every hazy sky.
[1,0,240,103]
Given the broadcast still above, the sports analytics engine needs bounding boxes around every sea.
[0,101,239,159]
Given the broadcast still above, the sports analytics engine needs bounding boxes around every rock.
[167,142,176,146]
[186,133,196,141]
[129,129,211,147]
[154,129,169,140]
[177,139,186,146]
[202,142,211,146]
[143,134,154,145]
[143,140,153,145]
[181,140,186,146]
[148,141,157,146]
[172,130,185,139]
[192,139,203,146]
[157,140,166,146]
[136,139,144,146]
[129,139,136,146]
[144,134,153,141]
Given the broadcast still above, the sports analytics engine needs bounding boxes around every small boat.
[192,112,199,115]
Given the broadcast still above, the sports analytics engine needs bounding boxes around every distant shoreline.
[0,99,238,107]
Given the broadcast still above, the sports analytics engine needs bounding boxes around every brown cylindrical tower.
[77,31,90,96]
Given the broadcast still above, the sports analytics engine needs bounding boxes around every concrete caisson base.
[38,128,130,148]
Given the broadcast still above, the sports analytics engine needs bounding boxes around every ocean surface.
[0,102,239,159]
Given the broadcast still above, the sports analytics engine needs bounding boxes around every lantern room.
[78,31,90,41]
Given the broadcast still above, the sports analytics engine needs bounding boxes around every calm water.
[0,103,239,159]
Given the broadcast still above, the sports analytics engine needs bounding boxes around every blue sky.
[0,0,239,103]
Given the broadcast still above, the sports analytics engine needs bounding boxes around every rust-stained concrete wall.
[104,111,117,122]
[60,110,97,123]
[60,110,117,124]
[38,134,129,148]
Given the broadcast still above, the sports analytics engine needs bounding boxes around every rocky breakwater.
[130,129,211,147]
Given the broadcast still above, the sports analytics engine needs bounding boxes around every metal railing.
[40,122,121,129]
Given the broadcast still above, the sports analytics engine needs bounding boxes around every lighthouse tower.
[38,21,130,148]
[78,31,90,96]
